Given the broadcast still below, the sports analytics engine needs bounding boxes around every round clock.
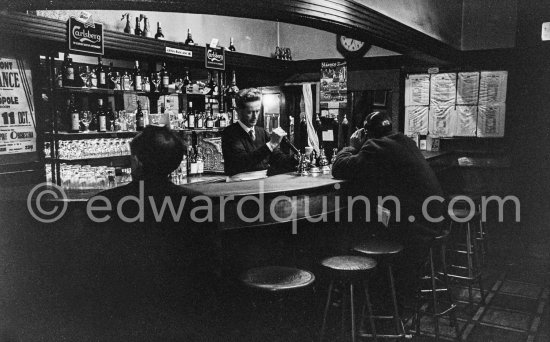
[336,35,371,58]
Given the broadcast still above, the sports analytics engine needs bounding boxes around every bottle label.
[135,75,142,90]
[197,161,204,174]
[197,119,203,128]
[137,117,144,129]
[188,115,195,128]
[190,162,198,174]
[206,120,214,128]
[99,116,106,131]
[66,67,74,81]
[220,118,227,127]
[99,72,106,85]
[162,76,169,87]
[71,112,80,131]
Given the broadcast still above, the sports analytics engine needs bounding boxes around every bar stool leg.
[342,282,347,340]
[363,280,378,342]
[430,247,441,341]
[465,223,475,308]
[388,264,404,338]
[470,223,486,304]
[350,283,356,342]
[319,281,334,342]
[441,243,461,339]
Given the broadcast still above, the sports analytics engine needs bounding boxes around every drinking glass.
[152,73,161,93]
[80,110,92,132]
[111,71,121,90]
[79,65,91,88]
[175,78,184,93]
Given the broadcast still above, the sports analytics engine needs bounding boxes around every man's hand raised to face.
[349,128,367,151]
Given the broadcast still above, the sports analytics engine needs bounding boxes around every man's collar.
[237,120,254,133]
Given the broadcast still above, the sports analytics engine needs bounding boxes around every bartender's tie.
[249,129,255,141]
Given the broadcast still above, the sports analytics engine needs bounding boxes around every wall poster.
[0,56,36,156]
[320,61,347,116]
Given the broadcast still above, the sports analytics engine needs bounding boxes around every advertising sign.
[0,57,36,155]
[68,13,104,55]
[205,44,225,70]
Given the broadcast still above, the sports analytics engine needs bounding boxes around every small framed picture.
[373,90,387,106]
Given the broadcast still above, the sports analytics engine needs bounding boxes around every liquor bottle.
[142,16,151,38]
[189,147,198,177]
[206,112,214,128]
[68,94,80,133]
[136,100,144,131]
[196,112,204,129]
[96,57,107,89]
[160,62,169,92]
[314,112,323,146]
[122,13,131,34]
[184,28,195,46]
[187,102,195,129]
[299,113,308,151]
[133,60,142,91]
[212,71,219,97]
[107,62,114,89]
[226,70,239,96]
[186,146,193,177]
[142,76,150,92]
[339,114,349,149]
[154,21,165,40]
[330,148,338,165]
[183,70,191,87]
[54,67,63,88]
[97,98,107,132]
[63,54,75,87]
[121,71,131,91]
[134,16,142,36]
[89,66,98,88]
[196,147,204,178]
[228,37,236,51]
[107,99,115,131]
[204,71,214,96]
[219,113,227,128]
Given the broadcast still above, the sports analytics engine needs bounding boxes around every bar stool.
[239,266,315,339]
[319,255,378,342]
[448,193,489,265]
[352,240,407,340]
[414,230,461,341]
[447,207,486,308]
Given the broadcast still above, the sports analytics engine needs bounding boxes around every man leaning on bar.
[221,87,298,181]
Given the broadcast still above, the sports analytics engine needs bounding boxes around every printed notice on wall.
[405,74,430,106]
[429,105,456,138]
[477,104,505,137]
[457,72,480,105]
[455,105,478,136]
[479,71,508,104]
[404,106,429,135]
[320,61,347,115]
[430,73,456,106]
[0,57,36,156]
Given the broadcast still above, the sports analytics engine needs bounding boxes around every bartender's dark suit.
[221,121,297,176]
[332,132,445,301]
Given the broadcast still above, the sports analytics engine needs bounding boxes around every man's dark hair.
[363,111,393,138]
[130,125,184,177]
[235,88,261,109]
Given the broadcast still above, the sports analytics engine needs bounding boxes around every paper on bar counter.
[377,205,391,228]
[404,106,429,135]
[226,170,268,182]
[477,103,505,137]
[430,73,456,107]
[457,72,480,105]
[479,71,508,104]
[405,74,430,106]
[455,105,478,136]
[429,105,456,138]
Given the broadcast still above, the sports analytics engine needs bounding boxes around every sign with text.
[205,44,225,70]
[68,16,104,55]
[166,47,192,58]
[0,57,36,155]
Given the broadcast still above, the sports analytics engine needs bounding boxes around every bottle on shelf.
[136,100,145,131]
[97,98,107,132]
[212,71,219,97]
[184,28,195,46]
[68,94,80,133]
[219,113,227,128]
[206,112,214,128]
[196,112,204,129]
[107,62,114,89]
[107,99,115,131]
[183,69,191,87]
[133,60,142,91]
[228,37,236,51]
[122,13,131,34]
[154,21,165,40]
[121,71,131,91]
[62,53,75,87]
[142,15,151,38]
[96,57,107,89]
[196,147,204,178]
[134,16,142,36]
[142,76,150,92]
[204,70,214,96]
[187,102,195,129]
[54,67,63,88]
[160,62,169,92]
[89,66,98,89]
[186,146,193,178]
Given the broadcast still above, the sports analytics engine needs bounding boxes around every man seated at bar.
[332,111,444,302]
[222,87,297,179]
[86,125,220,339]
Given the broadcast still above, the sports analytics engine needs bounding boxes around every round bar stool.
[239,266,315,339]
[319,255,378,342]
[414,230,461,341]
[448,193,489,265]
[353,240,407,340]
[447,207,486,309]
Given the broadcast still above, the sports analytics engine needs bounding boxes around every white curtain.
[302,84,319,154]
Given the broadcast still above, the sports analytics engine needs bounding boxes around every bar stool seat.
[449,208,481,219]
[321,256,378,277]
[353,240,403,256]
[240,266,315,292]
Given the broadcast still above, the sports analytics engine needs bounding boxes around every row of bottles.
[120,13,237,51]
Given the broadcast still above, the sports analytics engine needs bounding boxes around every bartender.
[221,87,297,180]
